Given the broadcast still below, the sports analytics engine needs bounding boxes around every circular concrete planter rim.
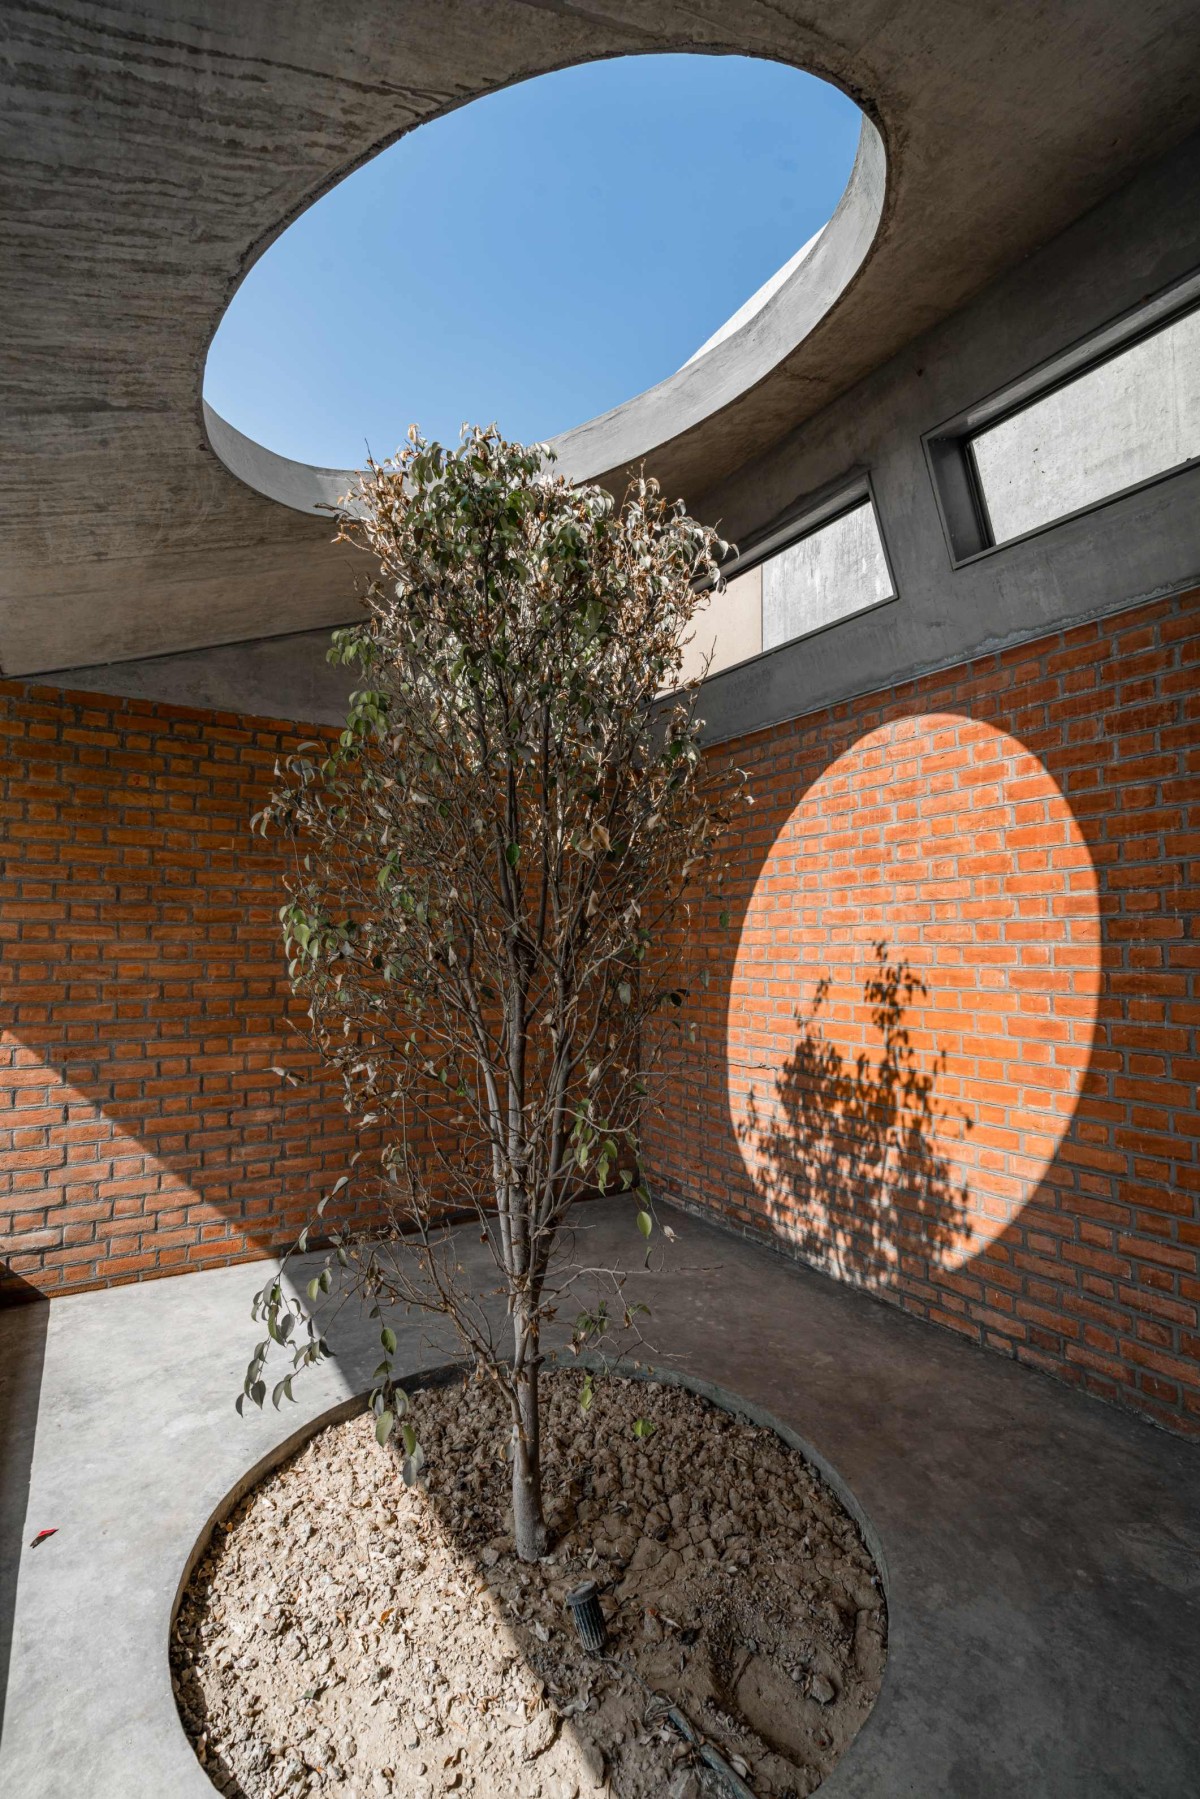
[169,1352,891,1793]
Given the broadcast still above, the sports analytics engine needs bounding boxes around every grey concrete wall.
[691,128,1200,746]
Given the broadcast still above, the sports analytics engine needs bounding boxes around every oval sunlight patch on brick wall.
[727,713,1101,1280]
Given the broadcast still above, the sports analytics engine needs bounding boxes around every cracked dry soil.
[173,1371,886,1798]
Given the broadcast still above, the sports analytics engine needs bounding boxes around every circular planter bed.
[172,1370,886,1798]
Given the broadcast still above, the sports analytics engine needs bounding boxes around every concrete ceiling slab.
[2,1,1199,674]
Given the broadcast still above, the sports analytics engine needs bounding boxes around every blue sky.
[204,55,860,468]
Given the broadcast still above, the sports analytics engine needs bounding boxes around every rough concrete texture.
[761,500,893,651]
[37,127,1200,740]
[968,304,1200,546]
[694,129,1200,748]
[1,1202,1197,1796]
[50,627,359,728]
[4,1,1200,673]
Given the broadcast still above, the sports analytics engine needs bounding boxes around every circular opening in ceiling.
[203,54,862,473]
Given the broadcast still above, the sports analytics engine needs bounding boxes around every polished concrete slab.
[0,1200,1197,1797]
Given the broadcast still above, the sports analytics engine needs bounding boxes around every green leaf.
[380,1326,397,1354]
[633,1417,656,1440]
[505,842,521,867]
[307,1276,321,1302]
[375,1410,394,1446]
[637,1209,653,1239]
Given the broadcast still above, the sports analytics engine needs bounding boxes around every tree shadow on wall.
[739,944,973,1290]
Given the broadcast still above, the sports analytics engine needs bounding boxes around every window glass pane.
[675,564,762,686]
[970,306,1200,545]
[761,499,894,650]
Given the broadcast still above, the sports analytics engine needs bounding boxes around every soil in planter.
[172,1371,886,1799]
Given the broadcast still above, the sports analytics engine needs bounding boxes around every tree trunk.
[511,1313,548,1562]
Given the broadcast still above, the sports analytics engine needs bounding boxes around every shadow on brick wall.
[644,591,1200,1436]
[0,685,380,1294]
[738,943,972,1287]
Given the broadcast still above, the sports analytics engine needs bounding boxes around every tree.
[241,427,741,1562]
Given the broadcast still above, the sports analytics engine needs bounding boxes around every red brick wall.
[0,684,371,1295]
[3,593,1197,1439]
[645,588,1200,1437]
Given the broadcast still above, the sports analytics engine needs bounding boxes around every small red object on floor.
[29,1528,57,1548]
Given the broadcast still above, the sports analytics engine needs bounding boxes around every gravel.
[172,1370,886,1798]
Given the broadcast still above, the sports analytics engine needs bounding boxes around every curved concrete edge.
[563,1351,894,1799]
[202,403,355,519]
[202,118,886,515]
[166,1350,892,1797]
[552,120,886,487]
[168,1364,467,1628]
[142,1305,475,1799]
[679,225,827,368]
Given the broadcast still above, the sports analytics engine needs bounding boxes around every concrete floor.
[0,1200,1197,1798]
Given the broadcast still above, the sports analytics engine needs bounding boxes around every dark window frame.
[714,469,899,658]
[720,468,896,584]
[923,267,1200,567]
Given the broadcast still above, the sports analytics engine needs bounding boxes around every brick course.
[645,588,1200,1438]
[1,589,1197,1438]
[0,686,375,1293]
